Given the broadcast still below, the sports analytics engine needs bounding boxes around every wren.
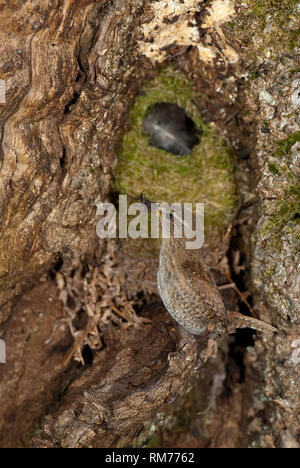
[157,206,276,337]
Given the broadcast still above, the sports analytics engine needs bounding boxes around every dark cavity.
[143,102,200,156]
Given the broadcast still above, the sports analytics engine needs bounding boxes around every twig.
[62,317,98,368]
[224,272,258,318]
[218,283,236,291]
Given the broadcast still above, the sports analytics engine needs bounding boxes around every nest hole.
[143,102,200,156]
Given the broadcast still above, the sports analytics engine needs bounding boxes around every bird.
[156,204,276,338]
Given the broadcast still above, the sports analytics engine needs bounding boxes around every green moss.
[144,434,161,448]
[276,132,300,157]
[249,69,260,80]
[226,21,236,31]
[263,200,299,248]
[290,28,300,49]
[113,67,237,255]
[251,0,298,19]
[231,1,299,59]
[264,267,276,277]
[268,162,279,175]
[262,134,300,249]
[290,184,300,199]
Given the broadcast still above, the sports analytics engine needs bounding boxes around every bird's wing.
[181,258,228,325]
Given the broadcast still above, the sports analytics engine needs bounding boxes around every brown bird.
[156,205,276,337]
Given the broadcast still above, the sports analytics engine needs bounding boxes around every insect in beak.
[138,192,153,210]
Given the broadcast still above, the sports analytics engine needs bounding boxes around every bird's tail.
[228,311,277,335]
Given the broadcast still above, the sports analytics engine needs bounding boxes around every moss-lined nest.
[113,67,237,255]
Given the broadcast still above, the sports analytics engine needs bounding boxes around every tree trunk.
[0,0,299,448]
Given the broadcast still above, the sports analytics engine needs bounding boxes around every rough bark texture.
[244,49,300,450]
[0,0,299,448]
[0,0,146,322]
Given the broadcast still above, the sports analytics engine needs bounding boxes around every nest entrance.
[143,102,200,156]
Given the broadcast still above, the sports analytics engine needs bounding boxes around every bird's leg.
[228,311,277,335]
[194,332,211,370]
